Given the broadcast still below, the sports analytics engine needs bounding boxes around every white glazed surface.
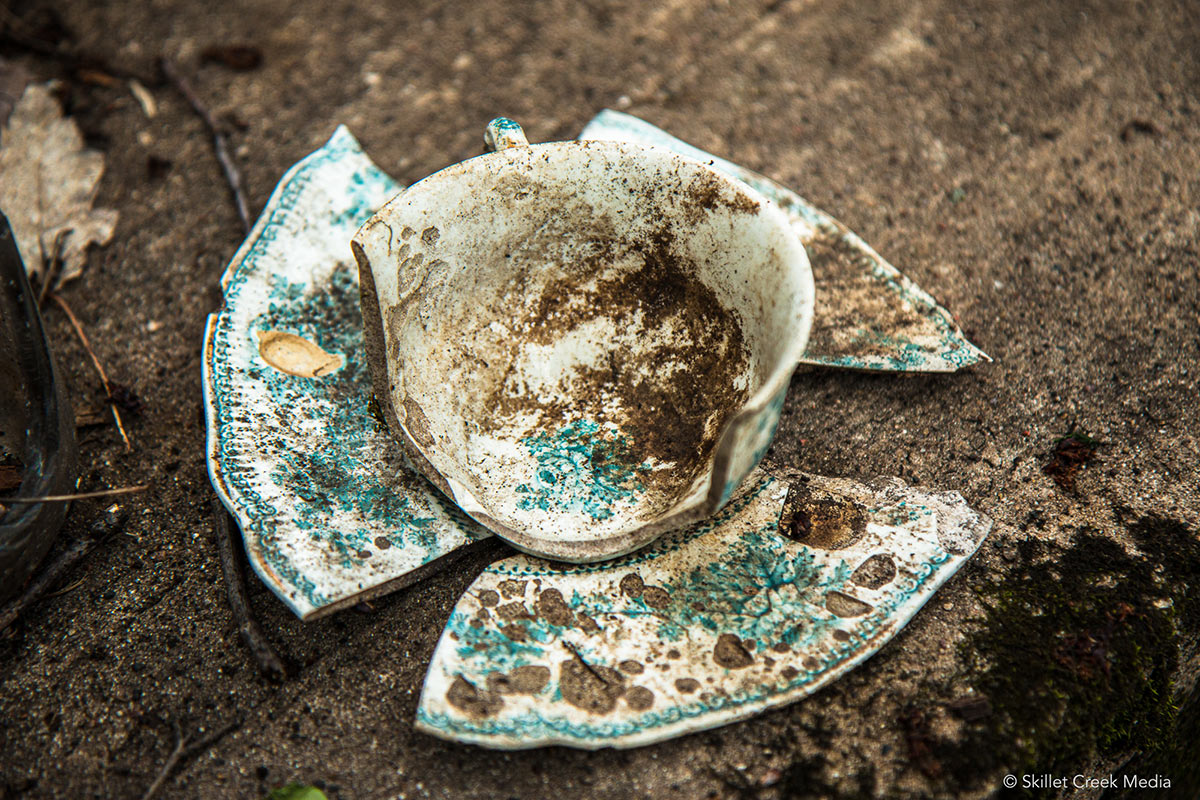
[204,127,492,619]
[354,139,814,562]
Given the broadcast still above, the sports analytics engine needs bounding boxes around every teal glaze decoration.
[416,468,991,749]
[513,421,651,522]
[579,110,991,372]
[203,127,492,619]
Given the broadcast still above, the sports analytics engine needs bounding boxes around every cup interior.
[355,140,811,556]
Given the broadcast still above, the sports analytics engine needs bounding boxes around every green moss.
[938,512,1200,795]
[1104,513,1200,798]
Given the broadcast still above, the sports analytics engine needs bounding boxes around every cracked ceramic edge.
[416,469,992,749]
[579,110,991,373]
[203,126,491,620]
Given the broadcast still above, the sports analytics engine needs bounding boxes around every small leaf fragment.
[256,330,343,378]
[0,83,119,287]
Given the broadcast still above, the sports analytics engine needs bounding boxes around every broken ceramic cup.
[354,119,814,563]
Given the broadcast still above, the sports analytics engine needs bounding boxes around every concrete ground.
[1,0,1198,797]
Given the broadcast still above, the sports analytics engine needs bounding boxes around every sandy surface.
[1,0,1198,797]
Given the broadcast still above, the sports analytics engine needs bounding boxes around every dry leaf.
[0,82,119,288]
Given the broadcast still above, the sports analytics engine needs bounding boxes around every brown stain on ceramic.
[495,601,534,620]
[535,588,574,626]
[486,665,550,695]
[558,660,626,714]
[446,675,503,718]
[482,226,752,511]
[498,580,527,599]
[402,398,436,448]
[713,633,755,669]
[679,170,761,224]
[825,590,874,618]
[852,553,898,588]
[256,330,343,378]
[780,481,869,550]
[620,573,645,597]
[640,586,670,608]
[500,623,528,641]
[624,686,655,711]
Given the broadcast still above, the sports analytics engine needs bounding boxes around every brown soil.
[1,0,1198,798]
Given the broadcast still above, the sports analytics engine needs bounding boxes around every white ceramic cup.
[354,119,813,562]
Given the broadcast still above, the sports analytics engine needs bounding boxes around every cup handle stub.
[484,118,530,152]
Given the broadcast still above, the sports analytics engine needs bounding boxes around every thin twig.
[44,576,84,598]
[139,717,240,800]
[0,507,127,631]
[562,640,608,684]
[37,228,69,306]
[139,721,185,800]
[48,292,133,451]
[139,719,240,800]
[212,499,287,679]
[160,57,250,232]
[5,484,147,504]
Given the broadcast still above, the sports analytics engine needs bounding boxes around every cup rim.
[354,137,815,560]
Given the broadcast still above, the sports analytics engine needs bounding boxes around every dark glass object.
[0,213,78,602]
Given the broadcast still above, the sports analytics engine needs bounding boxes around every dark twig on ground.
[212,499,287,679]
[0,506,128,632]
[139,717,240,800]
[36,229,68,306]
[48,292,133,451]
[160,57,251,232]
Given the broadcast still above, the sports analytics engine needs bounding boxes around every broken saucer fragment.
[0,83,119,289]
[416,469,992,749]
[580,110,990,372]
[203,127,491,620]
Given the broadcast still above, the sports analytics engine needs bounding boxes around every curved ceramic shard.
[416,469,992,749]
[579,110,990,373]
[353,129,814,563]
[204,126,492,620]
